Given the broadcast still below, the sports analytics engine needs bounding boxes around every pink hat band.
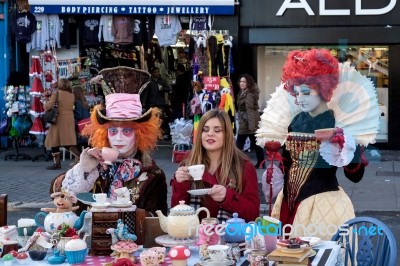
[105,94,143,119]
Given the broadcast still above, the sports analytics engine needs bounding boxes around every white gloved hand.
[80,148,100,173]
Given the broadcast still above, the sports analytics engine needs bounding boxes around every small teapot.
[35,211,87,234]
[224,212,247,243]
[156,200,210,238]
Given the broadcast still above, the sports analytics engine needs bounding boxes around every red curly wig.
[82,106,162,153]
[282,49,339,102]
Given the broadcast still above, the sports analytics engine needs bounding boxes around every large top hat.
[98,66,150,94]
[92,67,153,124]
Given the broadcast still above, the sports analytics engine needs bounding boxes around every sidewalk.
[1,144,400,213]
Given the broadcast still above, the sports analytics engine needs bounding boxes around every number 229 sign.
[203,76,220,91]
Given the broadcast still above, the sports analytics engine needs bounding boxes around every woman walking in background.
[45,78,80,170]
[235,74,265,168]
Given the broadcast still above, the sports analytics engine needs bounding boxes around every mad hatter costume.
[256,49,380,240]
[60,67,168,216]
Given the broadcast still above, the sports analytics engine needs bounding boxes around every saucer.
[200,258,235,266]
[277,246,308,253]
[155,234,197,248]
[299,236,321,247]
[187,188,211,196]
[110,201,133,208]
[91,202,111,209]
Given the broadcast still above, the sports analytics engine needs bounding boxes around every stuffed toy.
[40,192,79,213]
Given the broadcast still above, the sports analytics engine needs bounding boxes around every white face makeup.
[294,85,323,113]
[107,127,136,157]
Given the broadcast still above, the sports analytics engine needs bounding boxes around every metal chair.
[331,216,397,266]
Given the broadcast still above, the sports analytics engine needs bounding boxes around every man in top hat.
[59,67,168,216]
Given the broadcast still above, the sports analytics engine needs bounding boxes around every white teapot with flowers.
[156,201,210,238]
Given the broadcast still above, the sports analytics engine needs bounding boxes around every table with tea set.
[0,197,342,266]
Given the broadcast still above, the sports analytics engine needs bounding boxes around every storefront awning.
[28,0,235,15]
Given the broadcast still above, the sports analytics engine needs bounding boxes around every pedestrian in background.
[235,74,265,168]
[72,86,90,165]
[45,78,81,170]
[140,66,172,140]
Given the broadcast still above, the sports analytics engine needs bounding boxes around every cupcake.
[64,236,88,264]
[2,254,14,266]
[16,252,29,264]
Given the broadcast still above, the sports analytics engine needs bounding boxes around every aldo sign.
[277,0,396,16]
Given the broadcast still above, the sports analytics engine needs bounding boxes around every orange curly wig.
[82,105,162,153]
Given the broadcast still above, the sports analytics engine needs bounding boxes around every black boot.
[47,152,61,170]
[68,146,81,168]
[255,146,266,169]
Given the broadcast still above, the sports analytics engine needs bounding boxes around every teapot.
[34,211,87,234]
[224,212,247,243]
[156,201,210,238]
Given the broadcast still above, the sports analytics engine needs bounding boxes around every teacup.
[140,249,164,266]
[102,147,119,165]
[116,196,130,204]
[92,193,107,205]
[17,226,38,237]
[188,164,205,181]
[114,187,132,197]
[207,244,230,263]
[255,216,281,236]
[149,247,166,263]
[314,128,335,141]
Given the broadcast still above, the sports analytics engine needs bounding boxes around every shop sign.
[28,0,235,15]
[203,76,220,91]
[241,0,400,27]
[277,0,395,16]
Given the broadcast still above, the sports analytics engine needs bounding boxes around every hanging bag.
[77,117,91,134]
[43,91,59,124]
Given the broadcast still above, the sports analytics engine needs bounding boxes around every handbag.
[77,117,91,134]
[43,91,59,124]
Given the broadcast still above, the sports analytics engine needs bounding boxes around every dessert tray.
[155,234,198,247]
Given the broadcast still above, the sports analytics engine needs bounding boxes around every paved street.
[1,143,400,259]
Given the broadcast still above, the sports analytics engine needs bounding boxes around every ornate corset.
[285,132,320,212]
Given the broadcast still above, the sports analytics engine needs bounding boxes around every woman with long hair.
[171,109,260,222]
[236,74,265,168]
